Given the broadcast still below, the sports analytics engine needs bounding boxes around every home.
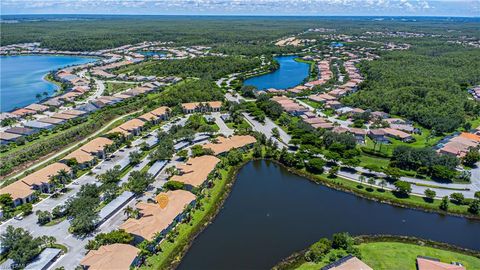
[321,255,372,270]
[80,244,140,270]
[10,108,36,118]
[0,181,35,207]
[383,128,413,142]
[0,132,23,145]
[202,135,257,156]
[349,128,367,144]
[38,117,66,125]
[368,129,389,144]
[170,155,220,188]
[416,256,465,270]
[24,103,49,113]
[4,127,36,136]
[62,109,88,117]
[80,137,114,159]
[63,149,96,168]
[51,113,78,121]
[120,190,196,243]
[20,163,72,193]
[181,101,222,114]
[108,119,145,137]
[23,120,55,130]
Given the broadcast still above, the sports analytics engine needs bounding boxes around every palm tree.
[56,169,72,184]
[358,175,366,185]
[379,179,387,191]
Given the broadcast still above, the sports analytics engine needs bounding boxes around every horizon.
[1,0,479,17]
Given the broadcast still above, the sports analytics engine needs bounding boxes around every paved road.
[242,112,290,148]
[2,110,141,185]
[296,98,352,127]
[212,112,234,136]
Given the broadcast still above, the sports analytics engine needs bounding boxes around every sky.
[1,0,479,17]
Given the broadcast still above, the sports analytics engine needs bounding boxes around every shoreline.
[154,157,478,270]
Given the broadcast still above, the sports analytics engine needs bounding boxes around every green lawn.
[104,82,136,95]
[297,241,480,270]
[359,242,480,270]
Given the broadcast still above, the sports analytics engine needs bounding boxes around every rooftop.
[202,135,257,155]
[81,244,139,270]
[171,155,220,187]
[21,162,71,186]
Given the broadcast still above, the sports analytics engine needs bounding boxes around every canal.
[243,55,309,90]
[178,160,480,270]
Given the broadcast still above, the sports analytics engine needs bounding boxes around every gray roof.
[27,248,62,270]
[98,191,134,223]
[147,160,168,177]
[24,120,55,129]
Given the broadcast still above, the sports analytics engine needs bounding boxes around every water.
[178,160,480,270]
[0,55,97,112]
[243,55,309,90]
[138,51,166,57]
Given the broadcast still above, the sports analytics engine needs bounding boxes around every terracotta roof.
[383,128,412,139]
[0,181,33,201]
[25,103,49,112]
[181,101,222,110]
[11,108,36,117]
[80,244,139,270]
[119,119,145,131]
[417,257,465,270]
[38,117,65,125]
[51,113,77,120]
[322,256,372,270]
[64,149,95,164]
[120,190,196,241]
[0,132,22,141]
[21,163,71,187]
[171,156,220,187]
[81,137,113,154]
[138,112,158,122]
[202,135,257,155]
[62,109,86,116]
[459,132,480,142]
[150,106,169,116]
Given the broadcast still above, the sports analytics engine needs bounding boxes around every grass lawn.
[105,82,137,95]
[359,242,480,270]
[296,241,480,270]
[301,99,322,109]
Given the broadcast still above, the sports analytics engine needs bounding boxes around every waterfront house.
[11,108,36,118]
[202,135,257,156]
[80,244,139,270]
[24,103,49,113]
[170,155,220,189]
[416,256,465,270]
[120,190,196,243]
[321,255,372,270]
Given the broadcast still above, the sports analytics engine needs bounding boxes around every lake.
[178,160,480,270]
[243,55,310,90]
[0,55,97,112]
[138,51,167,57]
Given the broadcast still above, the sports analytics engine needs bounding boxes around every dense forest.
[2,16,478,53]
[343,43,480,133]
[116,56,262,80]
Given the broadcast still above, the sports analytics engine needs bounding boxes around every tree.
[468,200,479,215]
[271,127,280,138]
[328,166,339,178]
[150,139,175,161]
[52,205,65,219]
[226,149,243,166]
[126,171,155,195]
[358,175,366,185]
[367,177,376,186]
[0,226,42,267]
[304,238,332,263]
[20,203,33,216]
[129,151,142,165]
[96,165,122,185]
[252,143,263,158]
[450,193,465,205]
[0,193,14,210]
[85,229,134,250]
[164,181,185,191]
[475,191,480,200]
[394,181,411,197]
[379,179,388,191]
[177,149,188,160]
[440,196,449,211]
[424,189,436,202]
[463,148,480,167]
[332,232,354,250]
[36,210,52,225]
[305,158,326,174]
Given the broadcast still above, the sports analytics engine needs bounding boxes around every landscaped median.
[273,234,480,270]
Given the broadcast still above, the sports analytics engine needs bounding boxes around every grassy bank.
[275,235,480,270]
[141,157,250,270]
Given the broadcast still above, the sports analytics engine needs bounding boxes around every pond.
[243,55,309,90]
[178,160,480,270]
[0,55,97,112]
[137,51,167,57]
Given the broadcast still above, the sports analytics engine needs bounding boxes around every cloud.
[0,0,476,16]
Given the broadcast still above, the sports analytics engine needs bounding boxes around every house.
[63,149,96,168]
[383,128,413,142]
[80,244,139,270]
[202,135,257,156]
[42,98,63,107]
[51,113,78,121]
[23,120,55,130]
[325,100,343,109]
[368,129,389,143]
[120,190,196,242]
[10,108,36,117]
[416,256,465,270]
[321,255,372,270]
[4,127,36,136]
[0,132,23,144]
[0,181,35,206]
[38,117,66,125]
[138,106,169,124]
[62,109,87,117]
[349,128,367,144]
[20,163,72,193]
[80,137,114,159]
[181,101,222,114]
[170,155,220,188]
[24,103,49,113]
[107,119,145,137]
